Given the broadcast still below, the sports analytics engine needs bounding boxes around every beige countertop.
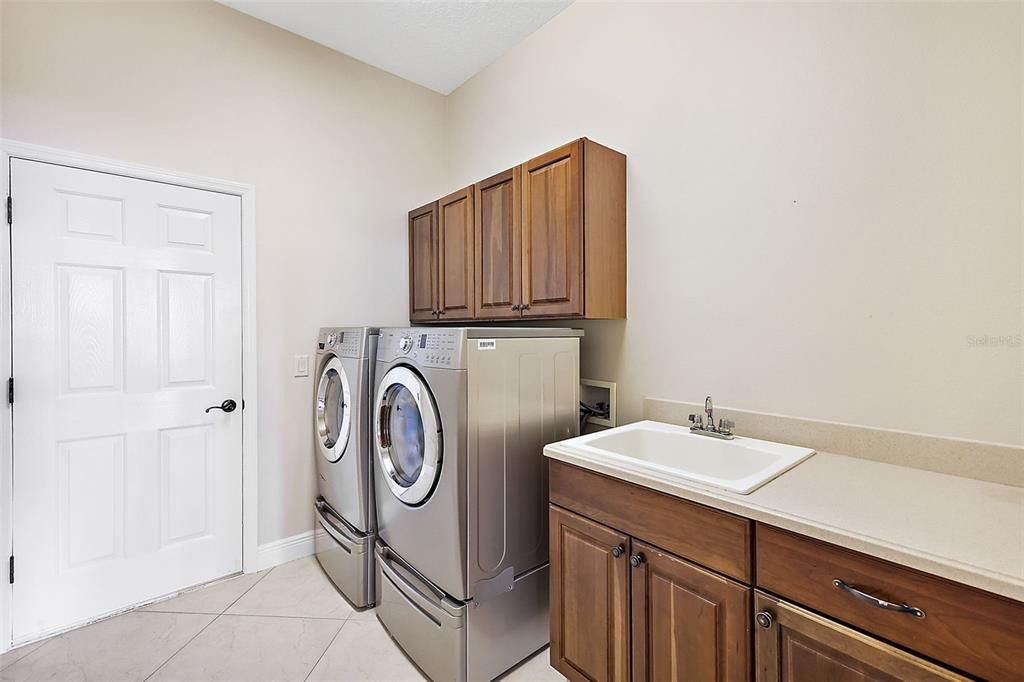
[544,443,1024,602]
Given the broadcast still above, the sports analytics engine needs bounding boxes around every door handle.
[205,399,238,414]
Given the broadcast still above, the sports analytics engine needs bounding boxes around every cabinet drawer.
[757,524,1024,681]
[549,460,752,582]
[754,591,966,681]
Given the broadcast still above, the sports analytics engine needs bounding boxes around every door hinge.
[6,196,11,225]
[7,378,13,405]
[8,555,12,584]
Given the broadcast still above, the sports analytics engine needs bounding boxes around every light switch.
[294,354,310,377]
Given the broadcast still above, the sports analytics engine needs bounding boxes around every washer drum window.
[374,366,441,506]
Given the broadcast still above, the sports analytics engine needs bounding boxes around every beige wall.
[447,1,1024,446]
[1,1,448,543]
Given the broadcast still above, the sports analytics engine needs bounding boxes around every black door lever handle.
[205,399,238,414]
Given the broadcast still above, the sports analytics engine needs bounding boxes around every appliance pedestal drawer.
[756,525,1024,680]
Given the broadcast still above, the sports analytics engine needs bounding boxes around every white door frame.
[0,140,260,651]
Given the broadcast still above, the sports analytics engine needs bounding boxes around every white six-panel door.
[10,159,243,642]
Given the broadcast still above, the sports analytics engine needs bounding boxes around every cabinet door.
[474,168,521,319]
[549,505,630,682]
[437,186,475,321]
[521,140,583,317]
[631,540,750,682]
[408,202,438,322]
[754,592,966,682]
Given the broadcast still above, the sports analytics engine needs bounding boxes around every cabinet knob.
[521,303,530,311]
[611,544,624,558]
[629,553,644,568]
[511,304,520,312]
[755,611,774,629]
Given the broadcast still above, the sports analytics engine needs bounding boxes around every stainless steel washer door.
[316,356,352,463]
[374,366,441,506]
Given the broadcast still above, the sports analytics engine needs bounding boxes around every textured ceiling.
[219,1,573,94]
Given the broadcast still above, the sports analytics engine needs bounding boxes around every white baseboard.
[256,529,316,571]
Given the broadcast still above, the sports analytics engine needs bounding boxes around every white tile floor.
[0,556,566,682]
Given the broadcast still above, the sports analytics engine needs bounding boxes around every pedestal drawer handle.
[833,579,926,619]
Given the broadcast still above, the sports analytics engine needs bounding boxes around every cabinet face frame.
[549,504,631,682]
[473,168,522,320]
[520,140,584,318]
[754,591,966,682]
[437,185,475,321]
[408,201,438,322]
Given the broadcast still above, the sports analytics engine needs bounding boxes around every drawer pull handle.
[833,579,926,619]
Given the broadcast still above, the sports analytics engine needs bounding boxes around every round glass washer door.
[374,366,441,506]
[316,356,352,463]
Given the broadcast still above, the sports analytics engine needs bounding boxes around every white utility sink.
[559,420,815,494]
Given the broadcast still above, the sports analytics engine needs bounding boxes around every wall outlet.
[581,378,616,428]
[294,354,310,377]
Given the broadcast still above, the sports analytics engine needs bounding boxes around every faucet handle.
[720,419,735,433]
[688,414,697,424]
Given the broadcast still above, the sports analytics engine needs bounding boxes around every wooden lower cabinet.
[631,540,751,681]
[549,504,750,682]
[549,463,1012,682]
[549,505,631,682]
[754,592,966,682]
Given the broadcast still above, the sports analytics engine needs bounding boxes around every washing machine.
[372,327,581,682]
[313,326,378,608]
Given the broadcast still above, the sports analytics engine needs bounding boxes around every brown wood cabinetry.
[474,168,521,319]
[408,138,626,323]
[520,141,583,317]
[437,186,474,320]
[757,524,1024,681]
[548,461,1024,682]
[408,202,437,322]
[549,461,752,682]
[549,458,752,582]
[754,592,966,681]
[631,540,751,682]
[549,505,630,682]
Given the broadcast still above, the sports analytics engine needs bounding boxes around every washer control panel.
[317,327,371,358]
[378,328,465,369]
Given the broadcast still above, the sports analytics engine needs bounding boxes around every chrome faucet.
[688,396,736,440]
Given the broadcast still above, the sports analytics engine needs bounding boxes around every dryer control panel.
[377,328,466,369]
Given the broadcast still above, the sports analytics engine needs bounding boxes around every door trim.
[0,139,260,652]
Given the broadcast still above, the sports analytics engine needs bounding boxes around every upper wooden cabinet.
[521,141,583,317]
[521,139,626,319]
[408,188,475,322]
[438,186,475,321]
[474,168,521,320]
[408,138,626,323]
[408,202,437,323]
